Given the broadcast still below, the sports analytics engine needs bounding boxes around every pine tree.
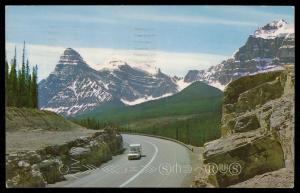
[31,65,38,108]
[8,47,18,107]
[17,69,22,107]
[25,59,32,107]
[7,43,39,108]
[28,74,33,107]
[17,42,26,107]
[5,56,9,106]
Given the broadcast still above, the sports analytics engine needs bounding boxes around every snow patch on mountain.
[253,19,294,39]
[66,103,98,116]
[43,107,70,114]
[121,92,173,106]
[94,56,159,75]
[176,79,192,91]
[67,81,77,97]
[100,58,126,71]
[251,65,285,75]
[209,81,227,91]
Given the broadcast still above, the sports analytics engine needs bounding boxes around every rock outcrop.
[229,168,293,188]
[6,128,123,188]
[195,65,294,187]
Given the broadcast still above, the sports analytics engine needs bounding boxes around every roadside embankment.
[6,107,123,187]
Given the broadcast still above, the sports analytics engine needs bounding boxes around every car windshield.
[129,146,140,153]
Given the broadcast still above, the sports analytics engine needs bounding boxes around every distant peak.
[58,48,86,66]
[106,58,127,66]
[252,19,293,39]
[261,19,287,30]
[92,56,159,75]
[63,48,81,57]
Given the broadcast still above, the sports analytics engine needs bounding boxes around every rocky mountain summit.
[39,48,178,116]
[194,65,294,187]
[184,20,294,90]
[253,19,293,39]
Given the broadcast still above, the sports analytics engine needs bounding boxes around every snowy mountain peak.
[39,49,178,116]
[99,58,128,71]
[253,19,294,39]
[184,19,294,91]
[262,19,287,30]
[58,48,87,66]
[96,56,159,75]
[108,60,127,66]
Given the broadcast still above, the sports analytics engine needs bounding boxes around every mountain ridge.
[39,49,179,116]
[184,19,295,90]
[38,19,294,116]
[77,81,223,122]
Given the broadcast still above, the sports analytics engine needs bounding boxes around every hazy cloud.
[124,13,259,27]
[6,42,228,81]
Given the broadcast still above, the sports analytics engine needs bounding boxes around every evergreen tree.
[31,65,38,108]
[22,42,25,67]
[5,56,9,106]
[6,43,39,109]
[8,47,18,107]
[17,42,27,107]
[16,69,22,107]
[28,73,32,107]
[25,59,32,107]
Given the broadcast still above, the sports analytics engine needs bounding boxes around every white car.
[128,144,142,160]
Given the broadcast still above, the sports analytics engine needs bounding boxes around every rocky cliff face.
[197,65,294,187]
[184,20,294,90]
[6,128,123,187]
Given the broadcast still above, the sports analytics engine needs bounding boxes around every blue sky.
[5,6,294,80]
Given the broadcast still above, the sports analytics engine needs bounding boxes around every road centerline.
[119,138,158,187]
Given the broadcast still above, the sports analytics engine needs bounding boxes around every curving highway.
[49,134,193,187]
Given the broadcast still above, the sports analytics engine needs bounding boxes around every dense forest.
[77,82,223,146]
[5,42,38,108]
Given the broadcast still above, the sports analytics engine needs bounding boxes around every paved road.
[49,134,192,187]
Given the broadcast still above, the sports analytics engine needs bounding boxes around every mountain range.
[38,19,294,116]
[38,48,180,116]
[184,19,294,90]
